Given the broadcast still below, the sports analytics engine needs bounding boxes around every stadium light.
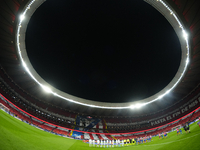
[158,95,164,99]
[135,103,144,109]
[53,93,58,96]
[166,90,170,94]
[42,85,52,93]
[22,61,28,69]
[20,14,25,21]
[182,30,188,40]
[186,58,189,65]
[130,104,144,109]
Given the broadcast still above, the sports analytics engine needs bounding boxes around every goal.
[171,125,182,131]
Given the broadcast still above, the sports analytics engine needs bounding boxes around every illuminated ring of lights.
[16,0,190,109]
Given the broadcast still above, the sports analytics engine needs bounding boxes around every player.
[89,139,92,145]
[127,138,129,145]
[161,133,164,139]
[93,139,95,146]
[144,136,147,143]
[179,128,183,134]
[147,136,149,142]
[150,135,152,141]
[186,122,191,133]
[137,137,140,145]
[176,128,180,135]
[109,140,111,146]
[164,132,167,138]
[118,139,120,146]
[183,123,188,133]
[133,138,135,145]
[140,137,143,144]
[159,133,161,139]
[122,139,124,146]
[112,139,114,147]
[97,139,100,145]
[197,120,200,128]
[183,122,190,133]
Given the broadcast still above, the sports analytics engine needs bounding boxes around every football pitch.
[0,109,200,150]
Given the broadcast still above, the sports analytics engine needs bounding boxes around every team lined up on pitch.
[84,119,200,147]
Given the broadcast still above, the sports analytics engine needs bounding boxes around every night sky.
[26,0,181,103]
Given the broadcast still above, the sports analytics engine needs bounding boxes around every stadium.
[0,0,200,149]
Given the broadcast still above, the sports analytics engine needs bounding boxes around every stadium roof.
[0,0,200,117]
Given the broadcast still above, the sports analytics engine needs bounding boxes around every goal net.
[171,125,182,131]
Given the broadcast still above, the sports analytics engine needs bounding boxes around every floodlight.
[158,95,164,99]
[186,58,189,65]
[53,93,58,96]
[22,61,27,68]
[166,90,170,94]
[182,30,188,39]
[42,85,52,93]
[20,14,25,21]
[135,103,143,109]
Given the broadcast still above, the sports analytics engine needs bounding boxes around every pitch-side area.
[0,109,200,150]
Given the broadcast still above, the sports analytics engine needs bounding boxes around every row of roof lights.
[16,0,190,109]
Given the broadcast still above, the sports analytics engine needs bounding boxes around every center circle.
[25,0,181,103]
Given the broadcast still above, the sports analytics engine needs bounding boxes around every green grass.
[0,109,200,150]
